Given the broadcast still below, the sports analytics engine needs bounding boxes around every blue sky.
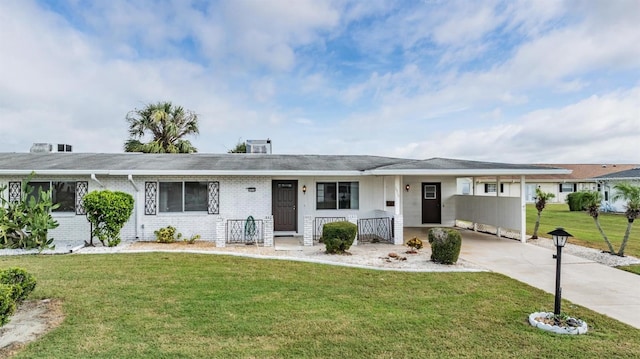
[1,0,638,163]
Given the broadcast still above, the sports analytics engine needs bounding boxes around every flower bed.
[529,312,588,335]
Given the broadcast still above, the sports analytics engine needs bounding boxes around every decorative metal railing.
[226,218,264,244]
[313,217,346,242]
[358,217,393,244]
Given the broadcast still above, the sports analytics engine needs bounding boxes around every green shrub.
[0,267,36,302]
[566,192,584,211]
[184,234,201,244]
[83,190,134,247]
[0,284,16,326]
[322,221,357,254]
[155,226,182,243]
[428,228,462,264]
[0,175,59,251]
[406,237,423,251]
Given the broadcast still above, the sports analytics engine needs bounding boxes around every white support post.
[303,215,313,246]
[263,215,274,247]
[496,176,501,238]
[394,176,404,244]
[347,214,358,246]
[520,175,527,243]
[215,217,226,247]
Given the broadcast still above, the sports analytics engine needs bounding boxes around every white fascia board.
[365,169,572,176]
[0,170,109,176]
[106,170,366,177]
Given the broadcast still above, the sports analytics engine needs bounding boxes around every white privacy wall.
[455,195,521,231]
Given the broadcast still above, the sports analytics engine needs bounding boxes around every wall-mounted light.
[405,184,410,192]
[302,185,307,194]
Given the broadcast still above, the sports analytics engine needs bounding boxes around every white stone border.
[529,312,588,335]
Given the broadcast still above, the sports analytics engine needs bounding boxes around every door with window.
[422,182,441,224]
[272,180,297,231]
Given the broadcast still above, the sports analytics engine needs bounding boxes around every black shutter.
[484,184,489,192]
[559,184,563,193]
[573,183,577,192]
[500,183,504,193]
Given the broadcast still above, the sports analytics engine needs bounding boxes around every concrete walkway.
[458,230,640,329]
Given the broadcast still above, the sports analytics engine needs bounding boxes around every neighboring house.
[0,153,568,246]
[471,164,639,203]
[594,167,640,212]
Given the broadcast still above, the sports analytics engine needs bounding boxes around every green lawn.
[2,253,640,358]
[527,204,640,258]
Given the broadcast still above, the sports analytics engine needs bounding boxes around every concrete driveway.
[457,230,640,329]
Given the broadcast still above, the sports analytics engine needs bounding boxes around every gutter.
[90,174,105,188]
[128,175,140,239]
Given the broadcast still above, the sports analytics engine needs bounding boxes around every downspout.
[128,175,140,239]
[91,174,105,188]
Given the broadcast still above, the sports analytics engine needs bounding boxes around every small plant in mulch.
[405,237,423,254]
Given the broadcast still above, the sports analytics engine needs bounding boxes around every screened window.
[28,181,76,212]
[484,183,497,193]
[560,183,576,193]
[316,182,359,209]
[159,181,208,212]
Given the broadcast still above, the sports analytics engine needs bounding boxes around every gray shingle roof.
[595,168,640,180]
[0,153,568,176]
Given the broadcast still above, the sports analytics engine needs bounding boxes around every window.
[484,183,497,193]
[159,181,208,213]
[316,182,359,209]
[424,185,437,199]
[559,183,576,193]
[28,181,76,213]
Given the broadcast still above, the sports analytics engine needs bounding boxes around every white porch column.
[496,176,501,237]
[263,215,274,247]
[347,214,358,246]
[303,215,313,246]
[393,176,404,245]
[520,175,527,243]
[215,217,226,247]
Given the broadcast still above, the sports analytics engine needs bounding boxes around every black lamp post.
[548,227,572,316]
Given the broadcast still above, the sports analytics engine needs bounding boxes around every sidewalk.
[459,230,640,329]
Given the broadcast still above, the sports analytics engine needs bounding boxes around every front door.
[422,182,441,224]
[272,180,297,231]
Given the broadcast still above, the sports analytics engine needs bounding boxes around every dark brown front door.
[422,182,441,224]
[272,180,297,231]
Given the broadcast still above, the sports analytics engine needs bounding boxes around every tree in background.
[124,102,199,153]
[531,187,555,239]
[578,191,616,254]
[612,182,640,256]
[228,140,246,153]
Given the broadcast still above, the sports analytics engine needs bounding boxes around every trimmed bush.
[0,267,36,302]
[322,221,357,254]
[0,284,16,326]
[566,192,584,211]
[154,226,182,243]
[428,228,462,264]
[83,190,134,247]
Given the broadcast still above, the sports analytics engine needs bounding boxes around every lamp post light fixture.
[548,227,573,316]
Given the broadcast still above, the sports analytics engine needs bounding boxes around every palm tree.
[531,187,555,239]
[579,191,616,254]
[124,102,199,153]
[612,182,640,256]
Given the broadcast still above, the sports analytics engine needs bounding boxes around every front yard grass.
[527,203,640,258]
[2,253,640,358]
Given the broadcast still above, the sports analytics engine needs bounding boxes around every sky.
[0,0,639,163]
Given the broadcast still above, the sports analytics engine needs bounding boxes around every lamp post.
[548,227,572,316]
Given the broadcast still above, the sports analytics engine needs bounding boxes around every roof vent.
[601,165,606,168]
[246,139,272,154]
[30,143,53,153]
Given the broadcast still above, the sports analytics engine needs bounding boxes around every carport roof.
[594,167,640,180]
[0,153,569,176]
